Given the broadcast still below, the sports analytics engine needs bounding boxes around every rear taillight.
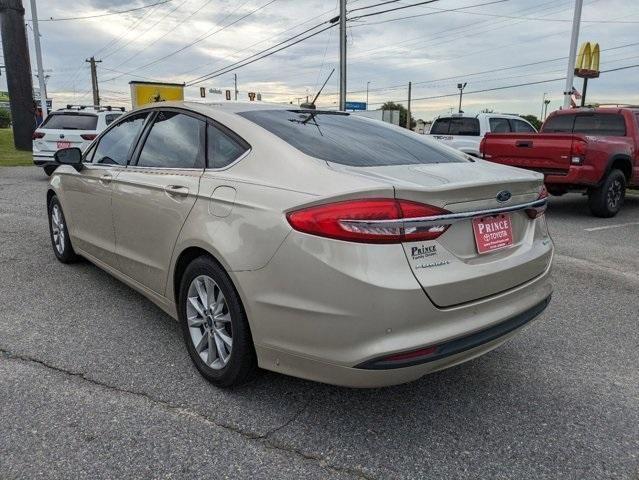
[286,199,450,244]
[479,137,487,159]
[526,185,549,219]
[81,133,97,140]
[569,138,587,165]
[32,131,45,140]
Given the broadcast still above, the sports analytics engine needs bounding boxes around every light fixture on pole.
[457,82,467,113]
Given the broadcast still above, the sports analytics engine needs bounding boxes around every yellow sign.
[129,81,185,108]
[575,42,600,79]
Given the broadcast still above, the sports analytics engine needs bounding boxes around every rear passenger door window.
[136,111,205,168]
[489,118,511,133]
[207,123,249,169]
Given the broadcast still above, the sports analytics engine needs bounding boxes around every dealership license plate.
[472,214,514,254]
[57,141,71,149]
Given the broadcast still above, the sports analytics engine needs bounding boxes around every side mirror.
[54,147,83,171]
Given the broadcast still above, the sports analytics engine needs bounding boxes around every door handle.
[99,174,113,185]
[165,185,189,197]
[515,140,533,148]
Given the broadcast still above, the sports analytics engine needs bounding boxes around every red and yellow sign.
[575,42,600,79]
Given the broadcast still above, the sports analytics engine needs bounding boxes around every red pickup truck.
[480,107,639,217]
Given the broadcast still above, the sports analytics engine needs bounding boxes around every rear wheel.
[178,256,257,387]
[43,165,57,176]
[588,169,626,218]
[48,196,78,263]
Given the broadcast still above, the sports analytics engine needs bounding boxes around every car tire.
[588,169,626,218]
[48,195,78,263]
[43,165,57,176]
[178,256,257,387]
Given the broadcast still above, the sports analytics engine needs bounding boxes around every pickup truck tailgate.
[482,133,577,175]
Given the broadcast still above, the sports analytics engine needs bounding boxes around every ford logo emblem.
[496,190,512,203]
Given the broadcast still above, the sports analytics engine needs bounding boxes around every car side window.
[136,111,204,169]
[207,123,248,169]
[510,119,536,133]
[92,113,148,165]
[104,113,122,126]
[489,117,511,133]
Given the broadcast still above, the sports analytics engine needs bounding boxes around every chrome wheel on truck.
[589,169,626,218]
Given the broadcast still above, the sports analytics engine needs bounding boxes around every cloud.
[7,0,637,119]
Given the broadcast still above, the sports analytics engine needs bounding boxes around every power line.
[348,0,401,13]
[348,0,441,21]
[368,63,639,106]
[31,0,173,22]
[187,23,338,86]
[102,0,276,82]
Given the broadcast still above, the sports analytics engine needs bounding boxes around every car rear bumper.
[233,230,554,387]
[545,164,599,186]
[33,155,56,167]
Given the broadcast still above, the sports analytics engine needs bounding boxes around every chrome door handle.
[99,174,113,184]
[165,185,189,197]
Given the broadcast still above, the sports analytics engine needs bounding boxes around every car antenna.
[300,68,335,110]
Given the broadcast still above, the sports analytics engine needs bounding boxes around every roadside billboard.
[129,81,185,108]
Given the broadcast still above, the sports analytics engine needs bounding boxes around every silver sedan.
[46,101,553,387]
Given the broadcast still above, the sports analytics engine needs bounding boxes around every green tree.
[0,108,11,129]
[521,114,542,130]
[379,101,416,129]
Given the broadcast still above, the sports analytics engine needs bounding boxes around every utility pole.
[563,0,583,109]
[543,99,551,120]
[29,0,47,119]
[457,82,467,113]
[540,93,547,120]
[366,81,370,110]
[234,73,238,101]
[406,81,412,130]
[85,56,101,106]
[338,0,346,110]
[0,0,35,150]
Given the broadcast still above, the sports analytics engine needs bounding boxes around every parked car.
[480,107,639,217]
[46,102,553,388]
[429,112,537,157]
[33,105,124,176]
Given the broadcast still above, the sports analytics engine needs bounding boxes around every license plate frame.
[56,141,72,149]
[472,213,514,254]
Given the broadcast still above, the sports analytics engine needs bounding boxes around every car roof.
[132,100,317,117]
[434,112,526,120]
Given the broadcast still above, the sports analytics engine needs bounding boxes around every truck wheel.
[43,165,57,176]
[588,169,626,218]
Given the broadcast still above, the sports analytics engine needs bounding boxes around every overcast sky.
[4,0,639,119]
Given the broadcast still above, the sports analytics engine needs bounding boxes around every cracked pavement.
[1,167,638,479]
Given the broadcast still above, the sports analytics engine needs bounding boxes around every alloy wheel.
[186,275,233,370]
[607,179,623,210]
[51,204,65,255]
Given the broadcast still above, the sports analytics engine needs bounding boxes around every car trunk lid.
[330,161,551,307]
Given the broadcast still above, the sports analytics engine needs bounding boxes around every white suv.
[429,112,537,157]
[33,105,125,175]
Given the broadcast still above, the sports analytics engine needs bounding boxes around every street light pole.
[338,0,346,110]
[366,81,370,110]
[457,82,467,113]
[541,93,547,120]
[563,0,583,109]
[29,0,48,119]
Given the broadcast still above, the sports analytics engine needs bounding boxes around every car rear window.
[238,110,467,167]
[542,113,626,136]
[41,113,98,130]
[430,117,480,136]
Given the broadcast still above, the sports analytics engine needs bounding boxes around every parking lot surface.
[1,166,638,479]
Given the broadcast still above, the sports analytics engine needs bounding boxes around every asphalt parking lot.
[1,166,638,480]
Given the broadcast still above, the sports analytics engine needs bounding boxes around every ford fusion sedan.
[46,101,553,388]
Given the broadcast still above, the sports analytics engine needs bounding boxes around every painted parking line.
[584,222,639,232]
